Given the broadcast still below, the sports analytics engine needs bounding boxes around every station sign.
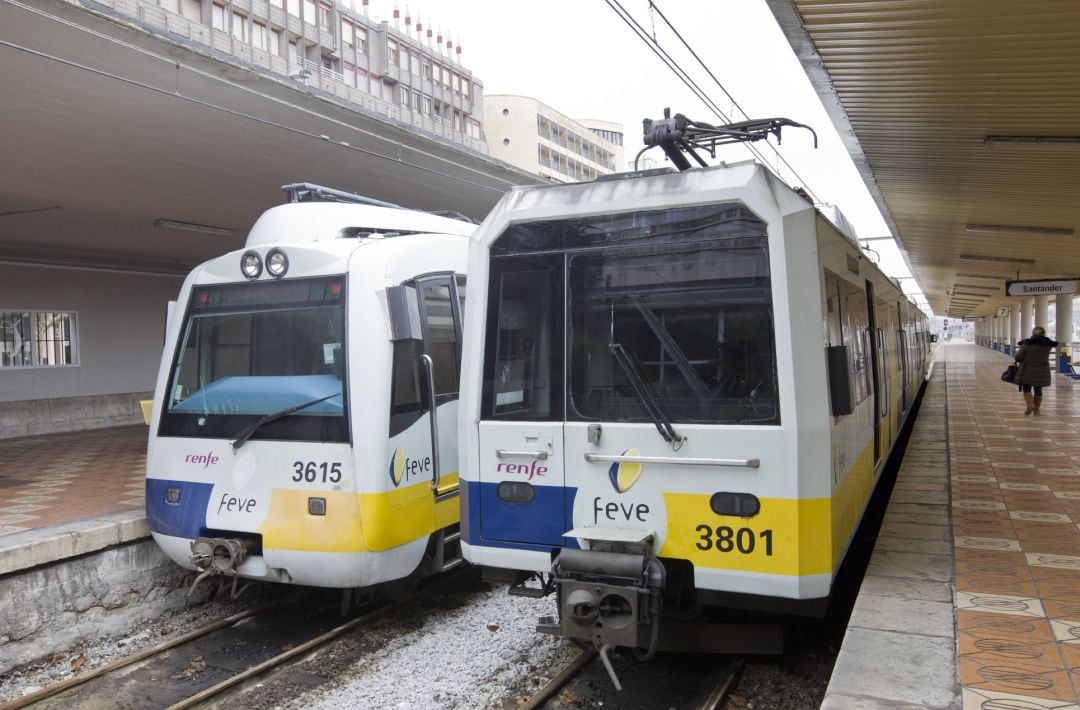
[1005,278,1080,297]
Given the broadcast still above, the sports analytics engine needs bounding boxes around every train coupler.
[541,546,666,666]
[187,536,253,598]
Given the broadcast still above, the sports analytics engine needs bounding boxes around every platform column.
[1057,294,1074,370]
[1035,295,1050,332]
[1010,306,1021,354]
[1021,298,1033,342]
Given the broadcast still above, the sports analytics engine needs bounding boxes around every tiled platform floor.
[0,425,146,535]
[948,343,1080,709]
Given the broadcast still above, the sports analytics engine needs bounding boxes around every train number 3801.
[694,525,774,556]
[292,461,343,483]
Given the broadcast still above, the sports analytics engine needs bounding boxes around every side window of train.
[455,274,466,325]
[418,278,460,399]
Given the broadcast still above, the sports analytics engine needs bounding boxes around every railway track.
[1,570,470,710]
[519,647,743,710]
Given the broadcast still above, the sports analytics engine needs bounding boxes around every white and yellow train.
[146,184,471,593]
[457,158,930,660]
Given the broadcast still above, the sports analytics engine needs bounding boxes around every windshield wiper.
[609,342,683,444]
[230,393,341,453]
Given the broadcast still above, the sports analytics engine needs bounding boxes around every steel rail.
[165,569,468,710]
[518,647,598,710]
[0,601,281,710]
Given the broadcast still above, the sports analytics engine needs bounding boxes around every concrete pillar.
[1035,295,1050,331]
[1021,298,1034,341]
[993,316,1001,349]
[1057,294,1074,367]
[1010,306,1022,353]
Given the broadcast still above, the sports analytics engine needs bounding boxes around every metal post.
[1010,306,1021,355]
[1057,294,1075,372]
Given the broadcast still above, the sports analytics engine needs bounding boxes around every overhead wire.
[604,0,821,203]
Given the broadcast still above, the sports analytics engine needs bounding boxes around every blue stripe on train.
[145,479,213,538]
[462,480,579,552]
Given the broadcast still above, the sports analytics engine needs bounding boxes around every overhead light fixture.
[955,272,1006,280]
[154,219,233,237]
[965,223,1073,238]
[958,254,1036,265]
[953,284,1000,291]
[985,135,1080,146]
[953,292,989,298]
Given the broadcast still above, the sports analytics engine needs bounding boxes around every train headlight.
[166,487,181,504]
[709,492,760,517]
[496,481,535,503]
[240,250,262,279]
[308,497,326,516]
[266,248,289,278]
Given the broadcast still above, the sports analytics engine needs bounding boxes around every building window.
[252,20,267,50]
[0,311,78,368]
[270,27,282,56]
[433,63,442,85]
[453,110,461,131]
[451,72,460,93]
[422,61,432,81]
[344,61,355,86]
[412,91,421,111]
[399,85,409,106]
[211,3,226,31]
[303,0,315,24]
[228,11,246,44]
[410,51,421,76]
[318,1,332,29]
[356,28,367,55]
[466,117,481,139]
[461,77,469,98]
[341,18,354,45]
[388,38,399,66]
[422,95,432,115]
[270,0,282,7]
[287,0,299,17]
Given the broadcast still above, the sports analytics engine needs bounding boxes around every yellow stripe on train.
[258,473,461,553]
[660,441,878,577]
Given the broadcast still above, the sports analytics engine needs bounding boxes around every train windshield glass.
[569,234,779,425]
[158,276,348,442]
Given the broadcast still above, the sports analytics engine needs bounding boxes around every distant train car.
[146,184,471,594]
[458,135,929,666]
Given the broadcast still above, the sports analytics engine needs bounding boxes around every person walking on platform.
[1014,326,1058,415]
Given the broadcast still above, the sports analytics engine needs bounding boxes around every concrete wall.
[0,264,183,437]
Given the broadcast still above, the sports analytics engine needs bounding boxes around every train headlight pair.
[240,249,289,280]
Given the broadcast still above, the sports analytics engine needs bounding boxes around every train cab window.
[160,276,347,442]
[569,236,778,426]
[482,254,564,421]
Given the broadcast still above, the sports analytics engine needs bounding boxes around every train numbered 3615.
[146,184,472,596]
[457,118,930,671]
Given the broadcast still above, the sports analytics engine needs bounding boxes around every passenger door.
[476,255,567,546]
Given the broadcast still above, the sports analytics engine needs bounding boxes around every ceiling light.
[958,254,1036,265]
[955,272,1006,280]
[985,135,1080,146]
[953,284,1000,291]
[965,223,1073,237]
[154,219,233,237]
[952,292,989,298]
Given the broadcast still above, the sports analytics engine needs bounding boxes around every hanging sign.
[1005,279,1080,297]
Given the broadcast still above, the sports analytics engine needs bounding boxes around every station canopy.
[769,0,1080,317]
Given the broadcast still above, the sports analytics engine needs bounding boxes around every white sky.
[368,0,929,311]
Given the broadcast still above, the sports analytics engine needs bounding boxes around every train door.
[875,299,892,456]
[895,302,910,415]
[476,254,567,546]
[865,282,883,467]
[416,276,464,501]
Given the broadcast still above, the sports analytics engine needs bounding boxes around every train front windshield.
[159,276,349,443]
[483,203,779,426]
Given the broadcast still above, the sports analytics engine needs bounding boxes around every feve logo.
[608,449,644,493]
[388,447,432,487]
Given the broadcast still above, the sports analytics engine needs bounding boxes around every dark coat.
[1015,335,1058,387]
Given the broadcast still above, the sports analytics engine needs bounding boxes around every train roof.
[245,202,475,247]
[469,161,810,249]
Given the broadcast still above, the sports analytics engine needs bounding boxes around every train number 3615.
[292,461,343,483]
[695,524,773,556]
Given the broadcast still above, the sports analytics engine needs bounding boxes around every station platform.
[825,341,1080,710]
[3,344,1080,708]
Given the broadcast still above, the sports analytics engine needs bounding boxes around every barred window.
[0,311,78,368]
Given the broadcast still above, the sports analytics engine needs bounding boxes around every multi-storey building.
[106,0,485,151]
[483,95,624,183]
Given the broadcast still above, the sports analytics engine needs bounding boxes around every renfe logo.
[185,452,220,468]
[497,460,548,481]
